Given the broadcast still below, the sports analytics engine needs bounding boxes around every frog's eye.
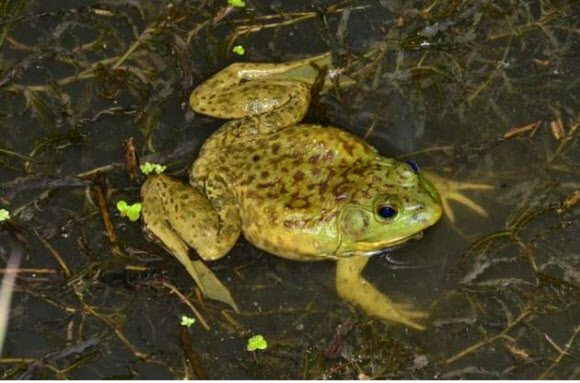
[377,205,398,220]
[405,160,420,174]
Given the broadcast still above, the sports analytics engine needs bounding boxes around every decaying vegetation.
[0,0,578,379]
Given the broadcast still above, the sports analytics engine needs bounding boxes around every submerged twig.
[537,325,580,379]
[444,308,533,364]
[143,280,210,331]
[179,327,207,379]
[33,230,71,277]
[93,172,121,257]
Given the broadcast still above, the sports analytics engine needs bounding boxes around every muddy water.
[0,0,578,379]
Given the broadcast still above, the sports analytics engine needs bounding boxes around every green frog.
[141,53,490,330]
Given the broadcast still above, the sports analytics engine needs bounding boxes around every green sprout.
[116,201,142,222]
[228,0,246,7]
[0,209,9,222]
[180,315,196,327]
[232,45,245,55]
[140,162,167,175]
[247,335,267,351]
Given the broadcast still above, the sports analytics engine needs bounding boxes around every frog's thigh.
[335,257,428,331]
[200,174,243,259]
[192,79,311,124]
[142,175,240,261]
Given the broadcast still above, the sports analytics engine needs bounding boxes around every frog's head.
[336,159,442,255]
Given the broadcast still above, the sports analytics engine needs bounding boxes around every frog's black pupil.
[378,206,397,219]
[405,160,420,173]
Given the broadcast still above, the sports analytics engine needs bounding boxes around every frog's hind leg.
[141,174,241,261]
[141,174,240,311]
[190,53,331,116]
[189,54,339,126]
[192,77,311,131]
[336,257,428,330]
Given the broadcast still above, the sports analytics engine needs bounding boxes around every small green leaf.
[228,0,246,7]
[140,163,154,175]
[180,315,196,327]
[232,45,245,55]
[247,335,267,351]
[126,203,142,221]
[0,209,10,222]
[116,200,128,213]
[140,162,167,175]
[117,201,142,221]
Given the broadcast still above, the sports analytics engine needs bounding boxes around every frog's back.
[191,124,379,259]
[192,124,377,185]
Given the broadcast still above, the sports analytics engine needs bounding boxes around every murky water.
[0,0,578,379]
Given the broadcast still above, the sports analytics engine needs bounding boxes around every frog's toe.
[393,304,430,319]
[441,192,489,223]
[394,316,427,331]
[423,171,494,223]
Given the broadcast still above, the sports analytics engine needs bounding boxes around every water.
[0,0,578,379]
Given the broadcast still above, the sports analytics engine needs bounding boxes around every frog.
[141,53,491,330]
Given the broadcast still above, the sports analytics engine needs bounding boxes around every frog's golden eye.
[405,160,420,174]
[377,205,398,220]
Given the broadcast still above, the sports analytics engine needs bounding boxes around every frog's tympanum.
[141,53,488,330]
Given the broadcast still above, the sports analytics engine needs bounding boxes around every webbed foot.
[336,256,427,330]
[422,170,494,223]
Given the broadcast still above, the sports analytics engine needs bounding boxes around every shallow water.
[0,0,578,379]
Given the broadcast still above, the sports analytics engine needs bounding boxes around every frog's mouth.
[336,230,425,257]
[411,231,424,240]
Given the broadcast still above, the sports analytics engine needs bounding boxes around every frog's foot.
[422,170,494,224]
[336,257,428,331]
[259,52,355,90]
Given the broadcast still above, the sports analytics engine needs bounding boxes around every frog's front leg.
[422,170,494,223]
[141,174,241,261]
[336,257,428,330]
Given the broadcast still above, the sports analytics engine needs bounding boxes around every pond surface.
[0,0,578,379]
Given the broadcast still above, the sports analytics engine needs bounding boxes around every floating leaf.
[126,203,142,221]
[116,200,128,212]
[140,162,167,175]
[0,209,10,222]
[117,201,142,221]
[247,335,267,351]
[228,0,246,8]
[180,315,196,327]
[232,45,245,55]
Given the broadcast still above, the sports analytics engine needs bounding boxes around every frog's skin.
[141,53,488,330]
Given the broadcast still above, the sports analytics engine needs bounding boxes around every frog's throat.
[333,233,419,258]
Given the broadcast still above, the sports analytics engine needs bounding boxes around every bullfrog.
[141,53,490,330]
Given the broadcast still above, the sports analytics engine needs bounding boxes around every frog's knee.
[142,174,172,199]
